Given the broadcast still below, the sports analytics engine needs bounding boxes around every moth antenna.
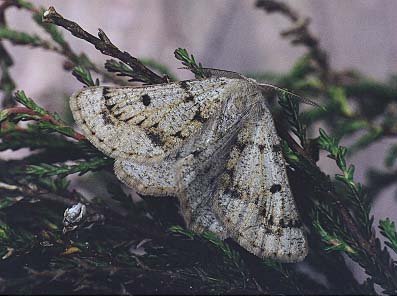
[202,68,247,79]
[295,95,325,109]
[259,83,324,109]
[179,67,247,80]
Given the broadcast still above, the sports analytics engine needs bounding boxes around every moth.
[70,69,308,262]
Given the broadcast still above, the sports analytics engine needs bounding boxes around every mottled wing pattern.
[70,76,308,262]
[112,78,262,238]
[175,85,263,237]
[114,159,177,196]
[116,155,230,238]
[177,98,307,262]
[70,78,253,162]
[211,103,307,262]
[177,146,232,238]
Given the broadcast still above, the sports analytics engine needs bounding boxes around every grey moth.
[70,70,308,262]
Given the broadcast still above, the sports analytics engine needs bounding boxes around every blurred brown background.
[3,0,397,283]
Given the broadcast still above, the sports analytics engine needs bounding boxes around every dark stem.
[326,191,376,256]
[3,106,85,141]
[42,6,167,85]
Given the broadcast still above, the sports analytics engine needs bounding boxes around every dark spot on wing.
[184,95,195,102]
[103,87,117,112]
[224,165,236,182]
[288,219,302,228]
[106,102,116,109]
[147,131,163,146]
[102,111,113,125]
[192,150,201,157]
[235,142,246,152]
[279,218,285,227]
[193,110,206,123]
[141,94,151,106]
[258,144,266,152]
[224,186,240,200]
[173,130,187,139]
[180,81,190,91]
[272,144,282,152]
[102,87,111,98]
[114,112,123,119]
[277,218,302,228]
[179,81,197,103]
[151,122,159,128]
[175,151,182,159]
[270,184,282,193]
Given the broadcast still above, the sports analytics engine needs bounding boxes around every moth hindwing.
[70,76,308,262]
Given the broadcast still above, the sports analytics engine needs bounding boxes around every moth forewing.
[69,78,256,163]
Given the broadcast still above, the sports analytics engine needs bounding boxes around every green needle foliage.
[0,1,397,295]
[385,144,397,168]
[0,27,44,47]
[72,65,97,87]
[104,59,136,81]
[174,48,206,79]
[379,218,397,255]
[25,157,112,178]
[278,92,308,147]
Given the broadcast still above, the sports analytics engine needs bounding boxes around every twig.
[42,6,167,84]
[274,112,315,163]
[327,191,375,255]
[0,181,75,206]
[2,106,85,141]
[0,179,130,218]
[256,0,299,22]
